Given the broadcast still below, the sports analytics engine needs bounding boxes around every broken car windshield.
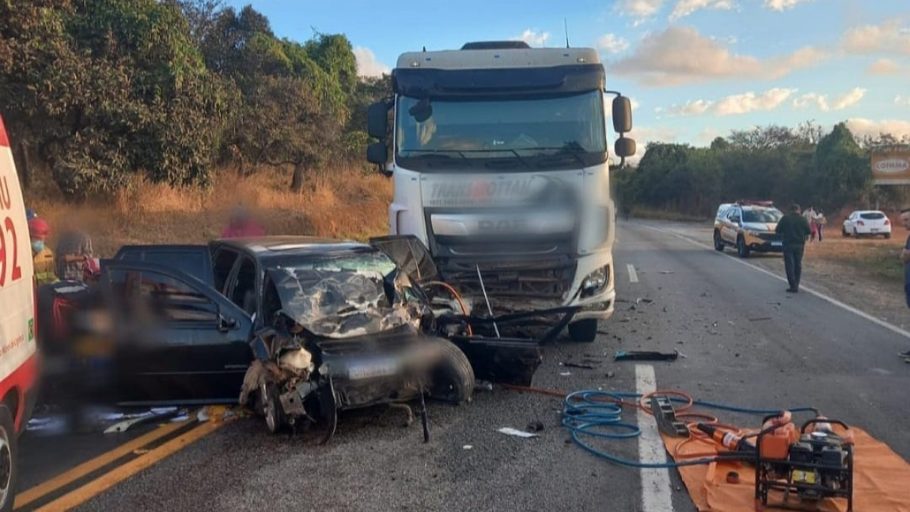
[265,252,414,338]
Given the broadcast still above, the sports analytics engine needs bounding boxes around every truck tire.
[429,339,475,405]
[568,319,598,343]
[736,236,750,258]
[713,231,725,251]
[260,383,286,434]
[0,405,18,512]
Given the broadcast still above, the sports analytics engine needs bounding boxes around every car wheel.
[429,339,475,405]
[853,228,859,238]
[568,318,598,343]
[713,230,725,251]
[736,236,750,258]
[842,226,849,237]
[885,233,892,239]
[0,405,18,512]
[260,383,285,434]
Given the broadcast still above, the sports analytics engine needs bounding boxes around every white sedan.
[842,210,892,238]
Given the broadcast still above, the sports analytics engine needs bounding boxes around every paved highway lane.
[66,220,909,511]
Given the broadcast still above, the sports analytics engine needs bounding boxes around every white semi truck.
[366,41,635,342]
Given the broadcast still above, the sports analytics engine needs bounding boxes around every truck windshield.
[395,91,607,171]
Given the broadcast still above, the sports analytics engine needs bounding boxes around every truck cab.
[366,41,635,342]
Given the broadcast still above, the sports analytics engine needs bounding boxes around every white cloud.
[831,87,866,110]
[846,118,910,140]
[713,88,796,115]
[352,46,389,77]
[514,29,550,47]
[597,33,630,54]
[613,26,824,86]
[896,95,910,107]
[764,0,811,11]
[615,0,665,21]
[842,21,910,56]
[670,0,734,21]
[793,87,866,112]
[868,58,901,75]
[665,88,796,116]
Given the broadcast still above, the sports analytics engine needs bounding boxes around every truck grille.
[438,258,577,300]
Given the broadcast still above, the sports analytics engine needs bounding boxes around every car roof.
[852,210,885,214]
[213,236,372,260]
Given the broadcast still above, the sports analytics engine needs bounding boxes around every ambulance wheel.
[568,319,598,343]
[0,405,18,512]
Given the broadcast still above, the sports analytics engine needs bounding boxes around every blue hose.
[561,389,817,468]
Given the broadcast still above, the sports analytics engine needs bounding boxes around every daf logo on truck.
[365,40,635,343]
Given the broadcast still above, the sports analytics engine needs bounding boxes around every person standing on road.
[898,209,910,361]
[28,217,57,286]
[776,203,812,293]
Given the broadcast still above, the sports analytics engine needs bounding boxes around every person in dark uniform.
[775,203,811,293]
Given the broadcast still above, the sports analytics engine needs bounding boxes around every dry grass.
[23,166,393,257]
[806,223,906,283]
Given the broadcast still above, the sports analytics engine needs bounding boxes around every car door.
[844,213,855,233]
[102,261,253,405]
[724,208,741,243]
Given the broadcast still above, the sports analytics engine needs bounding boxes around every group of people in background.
[801,206,827,242]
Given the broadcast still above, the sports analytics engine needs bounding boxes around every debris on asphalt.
[748,317,772,322]
[605,371,615,379]
[559,371,572,376]
[561,362,596,370]
[476,380,494,391]
[497,427,539,438]
[659,270,674,274]
[526,420,545,432]
[614,350,679,362]
[463,445,473,450]
[104,408,183,434]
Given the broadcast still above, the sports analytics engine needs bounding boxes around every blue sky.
[228,0,910,155]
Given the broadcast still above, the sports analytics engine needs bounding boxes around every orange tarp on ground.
[663,428,910,511]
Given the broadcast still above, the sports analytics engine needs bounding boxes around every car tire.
[853,228,859,238]
[260,383,285,434]
[429,339,475,405]
[568,318,598,343]
[0,405,18,512]
[736,236,750,258]
[713,231,725,251]
[885,233,892,239]
[842,226,849,237]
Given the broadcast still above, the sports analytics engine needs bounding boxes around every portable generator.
[754,415,854,511]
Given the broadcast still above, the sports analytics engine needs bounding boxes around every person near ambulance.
[775,203,812,293]
[28,217,57,286]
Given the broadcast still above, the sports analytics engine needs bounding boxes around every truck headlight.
[581,265,610,298]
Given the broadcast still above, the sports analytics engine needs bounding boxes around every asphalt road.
[42,219,909,511]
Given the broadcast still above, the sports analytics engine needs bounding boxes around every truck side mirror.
[367,101,389,139]
[614,137,636,158]
[612,96,633,133]
[367,142,388,164]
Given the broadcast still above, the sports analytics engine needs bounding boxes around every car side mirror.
[367,101,389,139]
[367,142,388,165]
[612,96,633,133]
[218,313,237,332]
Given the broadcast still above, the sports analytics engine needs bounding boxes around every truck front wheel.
[568,319,598,343]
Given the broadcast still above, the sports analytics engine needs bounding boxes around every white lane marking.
[628,263,639,283]
[635,364,675,512]
[638,223,910,340]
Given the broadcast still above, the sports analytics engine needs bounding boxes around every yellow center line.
[14,421,188,510]
[34,419,228,512]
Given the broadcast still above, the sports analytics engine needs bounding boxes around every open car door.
[370,235,542,386]
[99,261,254,405]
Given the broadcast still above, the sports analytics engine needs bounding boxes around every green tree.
[812,122,869,209]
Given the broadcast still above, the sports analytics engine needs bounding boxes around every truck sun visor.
[392,64,605,97]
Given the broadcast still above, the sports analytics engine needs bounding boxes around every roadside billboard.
[871,151,910,185]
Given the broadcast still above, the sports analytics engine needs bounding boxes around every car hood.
[742,222,777,232]
[266,267,417,339]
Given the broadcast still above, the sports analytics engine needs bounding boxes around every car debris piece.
[561,362,596,370]
[614,350,679,362]
[497,427,539,438]
[527,420,545,432]
[104,408,183,434]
